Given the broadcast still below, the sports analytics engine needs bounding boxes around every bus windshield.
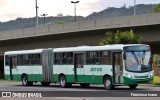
[124,46,152,72]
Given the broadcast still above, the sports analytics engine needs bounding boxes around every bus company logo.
[90,68,102,72]
[2,92,11,97]
[1,92,42,97]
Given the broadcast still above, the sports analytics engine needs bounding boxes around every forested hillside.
[0,4,156,32]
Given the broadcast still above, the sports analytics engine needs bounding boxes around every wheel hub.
[61,78,65,86]
[106,80,110,87]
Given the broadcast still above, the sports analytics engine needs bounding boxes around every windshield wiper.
[131,50,139,65]
[142,50,146,65]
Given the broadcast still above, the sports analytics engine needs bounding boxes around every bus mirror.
[123,52,126,60]
[150,55,153,64]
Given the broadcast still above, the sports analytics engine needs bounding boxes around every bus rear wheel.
[22,75,33,86]
[41,82,50,86]
[129,84,138,89]
[104,76,114,90]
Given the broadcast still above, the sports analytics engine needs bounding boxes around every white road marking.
[55,97,90,100]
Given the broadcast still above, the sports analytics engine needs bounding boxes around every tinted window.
[99,51,111,64]
[30,54,41,65]
[124,46,150,51]
[5,55,9,66]
[54,53,62,64]
[17,54,30,65]
[86,51,99,64]
[54,52,73,65]
[62,52,73,64]
[17,54,41,65]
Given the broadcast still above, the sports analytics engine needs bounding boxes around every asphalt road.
[0,82,160,100]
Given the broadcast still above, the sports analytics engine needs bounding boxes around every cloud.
[0,0,159,22]
[0,0,35,22]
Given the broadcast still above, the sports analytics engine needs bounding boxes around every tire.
[104,76,114,90]
[22,75,33,86]
[129,84,138,89]
[41,82,50,86]
[59,75,67,88]
[80,83,90,87]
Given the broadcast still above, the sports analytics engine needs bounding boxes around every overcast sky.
[0,0,159,22]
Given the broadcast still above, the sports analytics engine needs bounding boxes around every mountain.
[86,4,154,20]
[0,4,155,32]
[0,16,84,31]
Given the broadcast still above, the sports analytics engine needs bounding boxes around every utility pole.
[41,14,48,26]
[35,0,39,27]
[134,0,136,16]
[71,1,79,22]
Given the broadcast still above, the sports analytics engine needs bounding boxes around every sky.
[0,0,160,22]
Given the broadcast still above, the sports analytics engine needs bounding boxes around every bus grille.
[134,76,148,78]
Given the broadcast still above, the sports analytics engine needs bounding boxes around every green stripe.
[123,76,153,85]
[63,75,103,84]
[5,74,43,81]
[84,75,103,84]
[5,74,153,86]
[53,74,76,83]
[5,74,104,84]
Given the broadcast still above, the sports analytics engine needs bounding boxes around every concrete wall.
[1,31,12,40]
[0,32,104,55]
[12,29,23,38]
[0,13,160,55]
[0,24,160,55]
[0,13,160,41]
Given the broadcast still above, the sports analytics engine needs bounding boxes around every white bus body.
[4,44,153,89]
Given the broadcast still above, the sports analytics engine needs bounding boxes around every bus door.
[42,49,53,82]
[9,56,17,80]
[112,52,123,84]
[74,53,85,82]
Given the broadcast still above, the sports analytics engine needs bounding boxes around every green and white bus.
[4,44,153,89]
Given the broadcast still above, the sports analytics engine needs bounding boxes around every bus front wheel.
[59,75,67,88]
[129,84,138,89]
[22,75,33,86]
[104,76,114,90]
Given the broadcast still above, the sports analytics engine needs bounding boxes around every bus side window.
[5,55,9,66]
[30,54,40,65]
[94,59,99,65]
[99,51,111,65]
[86,51,99,64]
[54,53,62,64]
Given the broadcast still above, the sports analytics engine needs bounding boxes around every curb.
[139,84,160,87]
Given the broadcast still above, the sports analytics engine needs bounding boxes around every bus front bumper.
[123,76,153,85]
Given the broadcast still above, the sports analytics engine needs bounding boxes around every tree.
[99,30,143,46]
[57,13,63,17]
[152,3,160,13]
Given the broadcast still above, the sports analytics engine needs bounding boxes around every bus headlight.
[126,74,131,78]
[125,73,131,78]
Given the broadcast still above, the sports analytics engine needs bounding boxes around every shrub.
[153,76,160,85]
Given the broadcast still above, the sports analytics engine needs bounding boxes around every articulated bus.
[4,44,153,89]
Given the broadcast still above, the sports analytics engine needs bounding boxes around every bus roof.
[4,44,149,55]
[5,49,44,55]
[53,44,149,52]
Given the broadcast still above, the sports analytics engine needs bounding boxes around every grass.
[153,76,160,85]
